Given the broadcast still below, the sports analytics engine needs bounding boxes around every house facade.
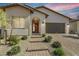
[0,4,71,37]
[0,4,48,37]
[36,6,70,34]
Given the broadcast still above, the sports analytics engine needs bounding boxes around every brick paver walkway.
[52,34,79,56]
[0,45,10,56]
[25,37,50,56]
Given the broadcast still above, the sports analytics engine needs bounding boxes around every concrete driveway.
[50,34,79,56]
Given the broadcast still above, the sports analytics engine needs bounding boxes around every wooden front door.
[32,19,39,33]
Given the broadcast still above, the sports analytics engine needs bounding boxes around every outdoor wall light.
[42,21,44,24]
[42,20,45,24]
[67,24,70,27]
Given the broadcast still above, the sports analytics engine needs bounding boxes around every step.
[26,50,50,56]
[29,38,44,43]
[31,35,42,38]
[26,43,48,52]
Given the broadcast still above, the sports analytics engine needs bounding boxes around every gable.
[37,7,68,19]
[0,4,48,17]
[37,7,69,23]
[5,5,30,16]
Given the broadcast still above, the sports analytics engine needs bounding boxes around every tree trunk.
[9,27,12,39]
[4,29,7,45]
[9,19,13,43]
[1,27,7,45]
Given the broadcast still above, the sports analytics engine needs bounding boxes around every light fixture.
[42,20,45,24]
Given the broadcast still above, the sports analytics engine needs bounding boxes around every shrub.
[51,41,61,48]
[21,36,27,40]
[53,48,64,56]
[8,36,20,46]
[6,46,20,56]
[42,34,46,37]
[44,36,52,42]
[0,35,3,39]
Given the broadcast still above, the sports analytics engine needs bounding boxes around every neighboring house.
[0,3,72,37]
[70,19,79,34]
[36,6,71,34]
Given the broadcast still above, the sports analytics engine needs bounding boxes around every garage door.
[46,23,65,33]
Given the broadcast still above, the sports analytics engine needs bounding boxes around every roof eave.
[0,3,48,17]
[36,6,73,20]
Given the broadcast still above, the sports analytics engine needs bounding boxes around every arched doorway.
[32,17,40,33]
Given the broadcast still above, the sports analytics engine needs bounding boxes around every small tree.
[0,10,8,44]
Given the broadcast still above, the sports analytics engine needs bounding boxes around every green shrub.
[6,46,20,56]
[51,41,61,48]
[21,36,27,40]
[44,36,52,42]
[53,48,64,56]
[42,34,46,37]
[0,35,4,39]
[8,36,20,46]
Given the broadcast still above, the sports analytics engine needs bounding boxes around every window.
[12,16,25,28]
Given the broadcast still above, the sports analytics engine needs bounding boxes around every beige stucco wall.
[37,8,69,23]
[70,21,79,34]
[5,6,31,35]
[70,22,77,33]
[76,21,79,33]
[37,8,70,34]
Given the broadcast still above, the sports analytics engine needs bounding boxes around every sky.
[45,3,79,19]
[0,3,79,19]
